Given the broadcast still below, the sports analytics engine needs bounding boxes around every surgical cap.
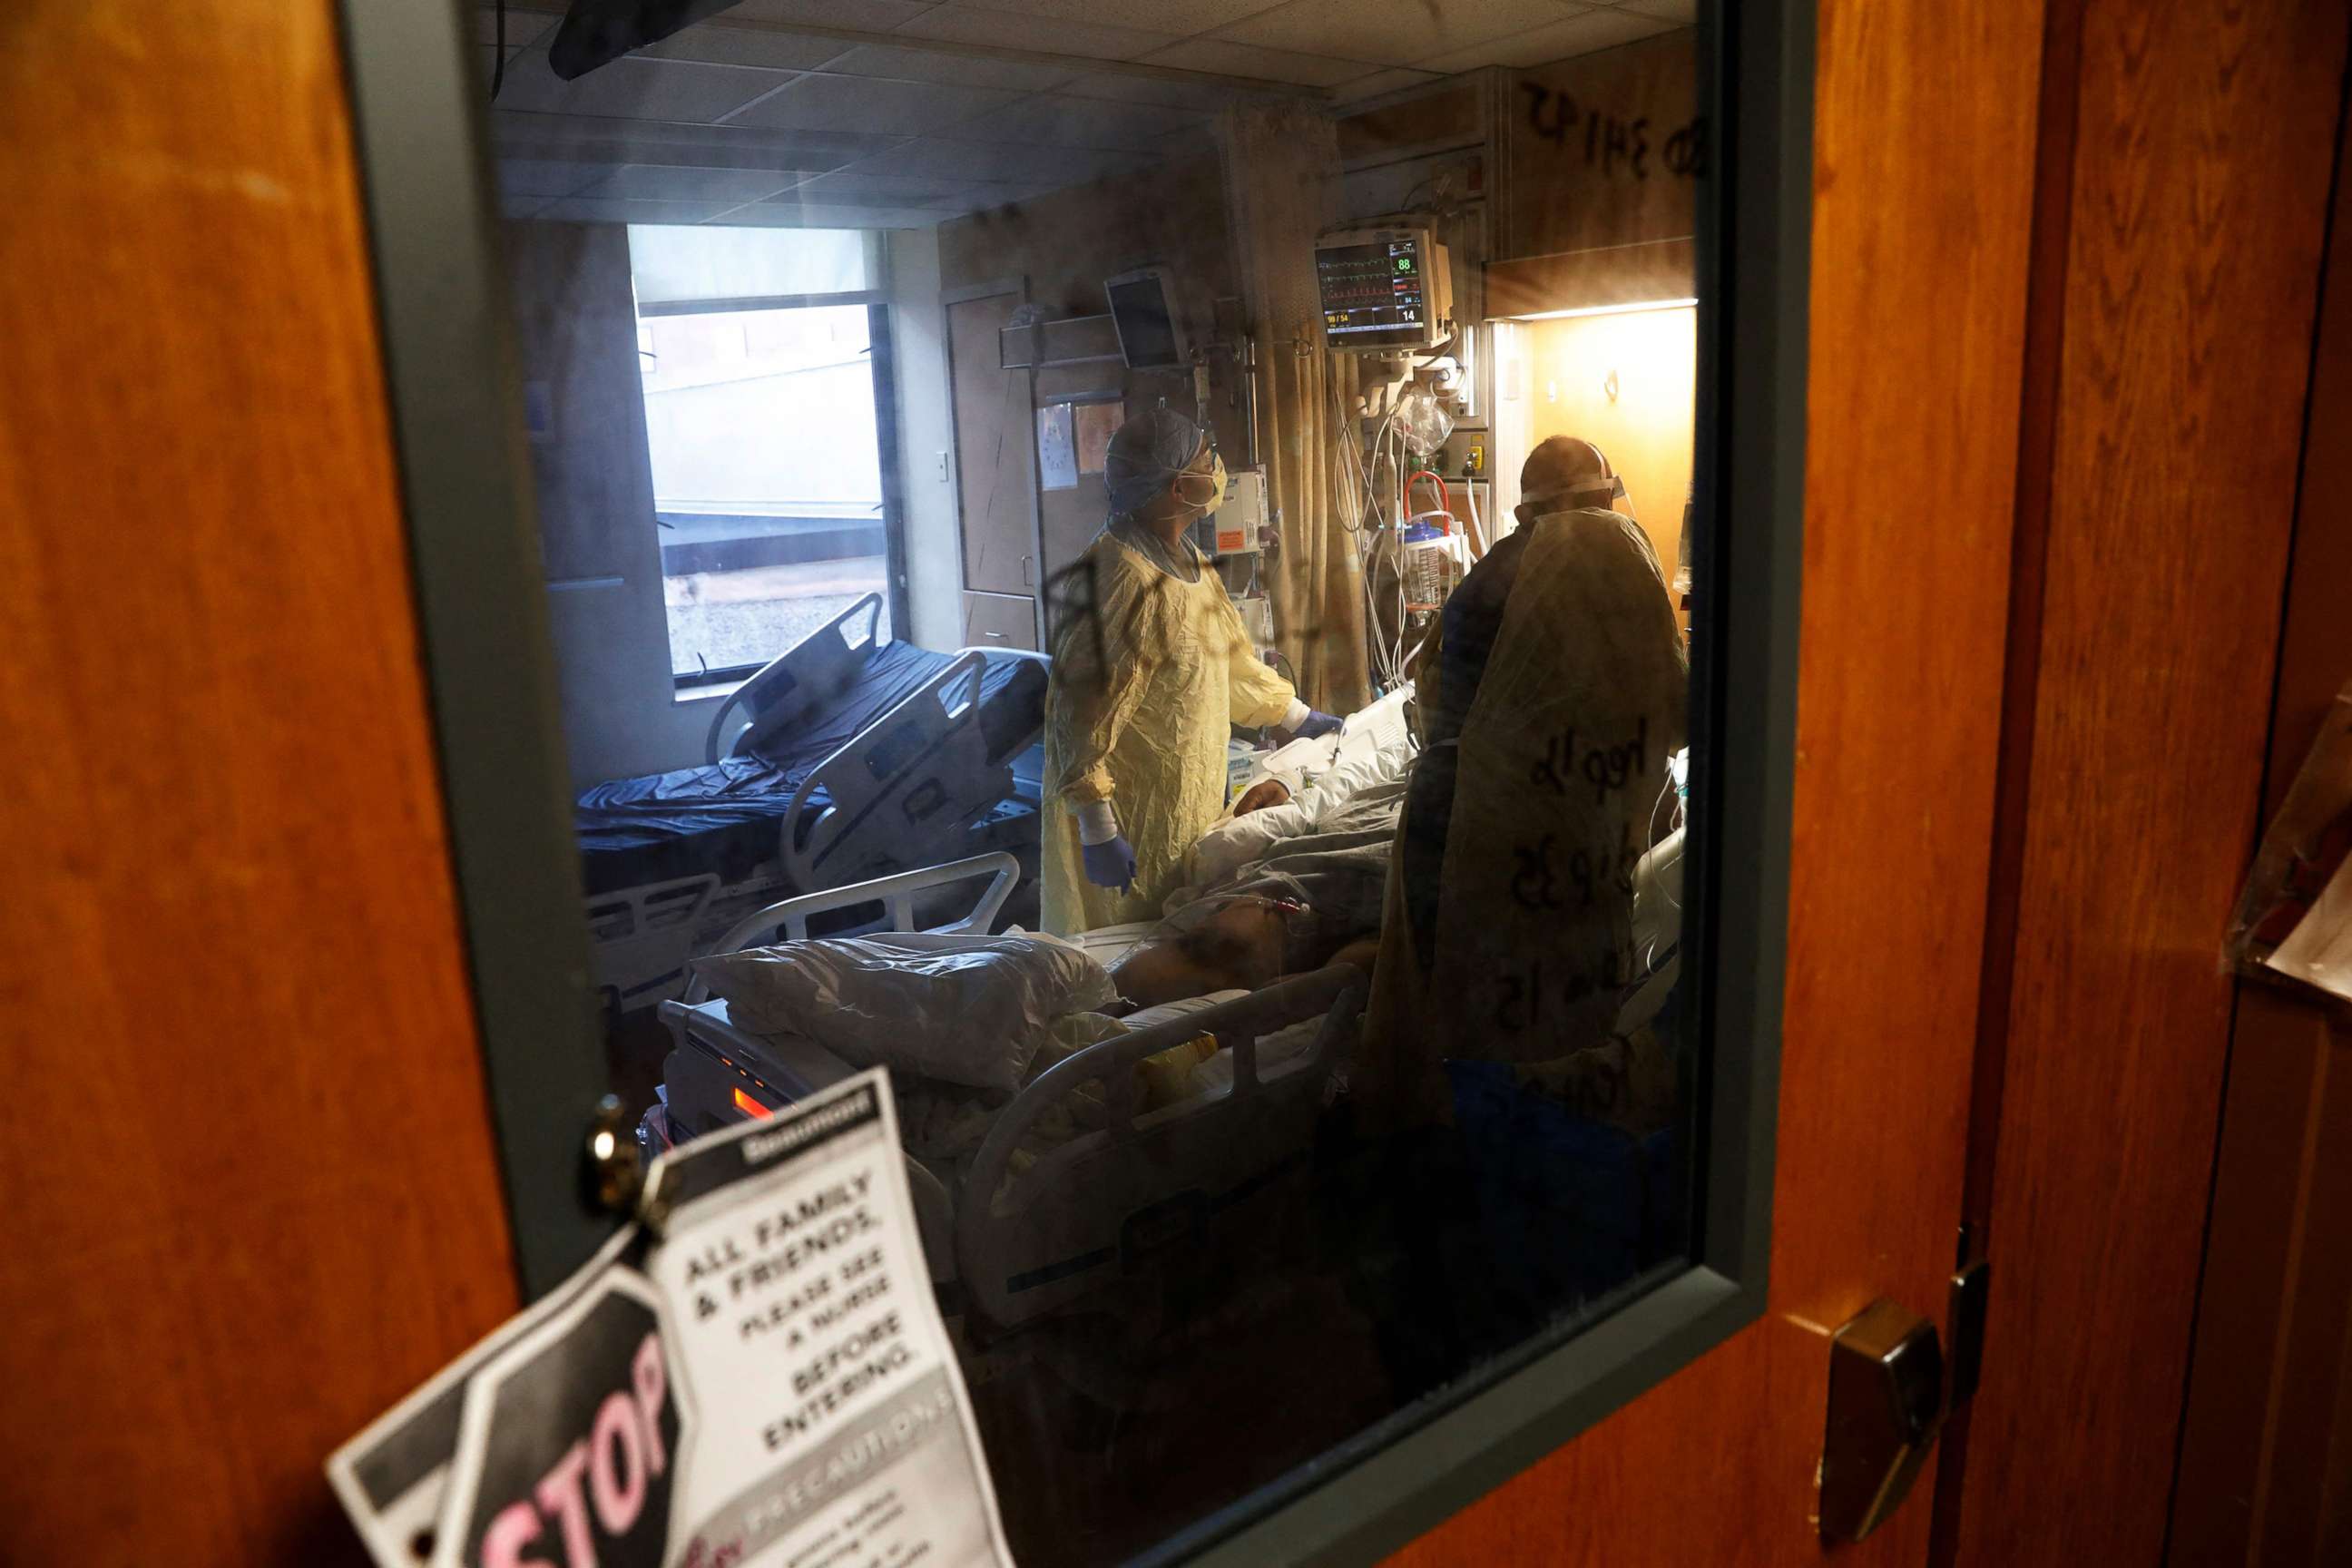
[1104,406,1205,516]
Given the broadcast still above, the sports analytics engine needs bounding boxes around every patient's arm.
[1232,779,1293,816]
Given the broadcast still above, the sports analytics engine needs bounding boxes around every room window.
[626,227,892,686]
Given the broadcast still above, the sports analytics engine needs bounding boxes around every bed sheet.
[884,992,1323,1189]
[575,644,1045,892]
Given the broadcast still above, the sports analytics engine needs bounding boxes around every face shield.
[1517,436,1631,523]
[1523,470,1627,514]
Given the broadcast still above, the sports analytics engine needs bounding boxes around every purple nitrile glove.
[1082,835,1137,894]
[1293,710,1343,740]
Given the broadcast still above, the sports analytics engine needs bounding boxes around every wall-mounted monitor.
[1104,266,1188,371]
[1316,227,1454,352]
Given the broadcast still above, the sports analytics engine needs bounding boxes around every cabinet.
[962,589,1038,652]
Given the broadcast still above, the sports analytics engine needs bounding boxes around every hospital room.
[34,0,2352,1559]
[487,0,1699,1558]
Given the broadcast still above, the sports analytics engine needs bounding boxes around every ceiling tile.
[496,157,615,196]
[725,0,943,27]
[1617,0,1699,20]
[838,134,1145,183]
[719,201,953,228]
[813,42,1074,91]
[489,48,791,122]
[726,73,1023,134]
[496,111,891,156]
[637,25,850,71]
[1420,5,1675,69]
[946,93,1211,152]
[574,163,805,201]
[1139,37,1373,85]
[500,191,556,219]
[1053,69,1253,112]
[493,113,906,176]
[782,171,1034,209]
[533,195,736,224]
[893,6,1179,62]
[1332,66,1446,102]
[1216,0,1588,68]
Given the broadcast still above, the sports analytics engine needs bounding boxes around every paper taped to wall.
[2264,855,2352,1002]
[2224,677,2352,998]
[327,1072,1014,1568]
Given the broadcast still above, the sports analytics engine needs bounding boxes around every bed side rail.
[680,849,1021,1004]
[702,592,886,763]
[956,966,1366,1328]
[780,649,1013,889]
[957,645,1048,756]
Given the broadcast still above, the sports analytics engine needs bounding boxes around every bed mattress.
[575,643,1046,894]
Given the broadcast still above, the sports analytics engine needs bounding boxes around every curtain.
[1218,103,1372,714]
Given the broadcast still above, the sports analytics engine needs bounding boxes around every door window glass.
[432,0,1746,1557]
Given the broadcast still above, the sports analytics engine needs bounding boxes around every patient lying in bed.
[1109,894,1383,1009]
[1107,777,1406,1008]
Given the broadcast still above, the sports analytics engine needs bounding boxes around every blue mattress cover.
[575,643,1044,894]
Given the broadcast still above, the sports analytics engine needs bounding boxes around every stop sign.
[444,1271,692,1568]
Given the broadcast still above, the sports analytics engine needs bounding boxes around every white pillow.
[690,933,1119,1093]
[1185,735,1410,890]
[1188,797,1317,889]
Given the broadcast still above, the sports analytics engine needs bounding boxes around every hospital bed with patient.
[647,697,1416,1310]
[643,685,1688,1349]
[650,849,1366,1330]
[571,593,1050,1014]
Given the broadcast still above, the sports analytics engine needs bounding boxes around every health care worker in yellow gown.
[1042,407,1341,934]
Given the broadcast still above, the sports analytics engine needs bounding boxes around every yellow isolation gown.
[1042,529,1298,934]
[1357,507,1689,1132]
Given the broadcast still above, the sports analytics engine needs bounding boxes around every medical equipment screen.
[1107,272,1184,370]
[1317,235,1436,349]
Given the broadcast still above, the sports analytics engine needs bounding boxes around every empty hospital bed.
[649,852,1365,1332]
[573,593,1049,1014]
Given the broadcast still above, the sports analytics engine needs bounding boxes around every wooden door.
[0,2,520,1563]
[2169,190,2352,1555]
[946,290,1041,606]
[12,1,2347,1565]
[1388,0,2045,1559]
[2156,31,2352,1567]
[1402,0,2350,1563]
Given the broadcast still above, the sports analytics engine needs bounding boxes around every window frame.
[334,0,1811,1560]
[625,277,903,691]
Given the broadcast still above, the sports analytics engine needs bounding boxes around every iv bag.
[1395,385,1455,455]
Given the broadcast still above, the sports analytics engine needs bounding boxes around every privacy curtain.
[1218,103,1372,714]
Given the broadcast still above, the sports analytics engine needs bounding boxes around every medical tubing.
[1406,469,1452,530]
